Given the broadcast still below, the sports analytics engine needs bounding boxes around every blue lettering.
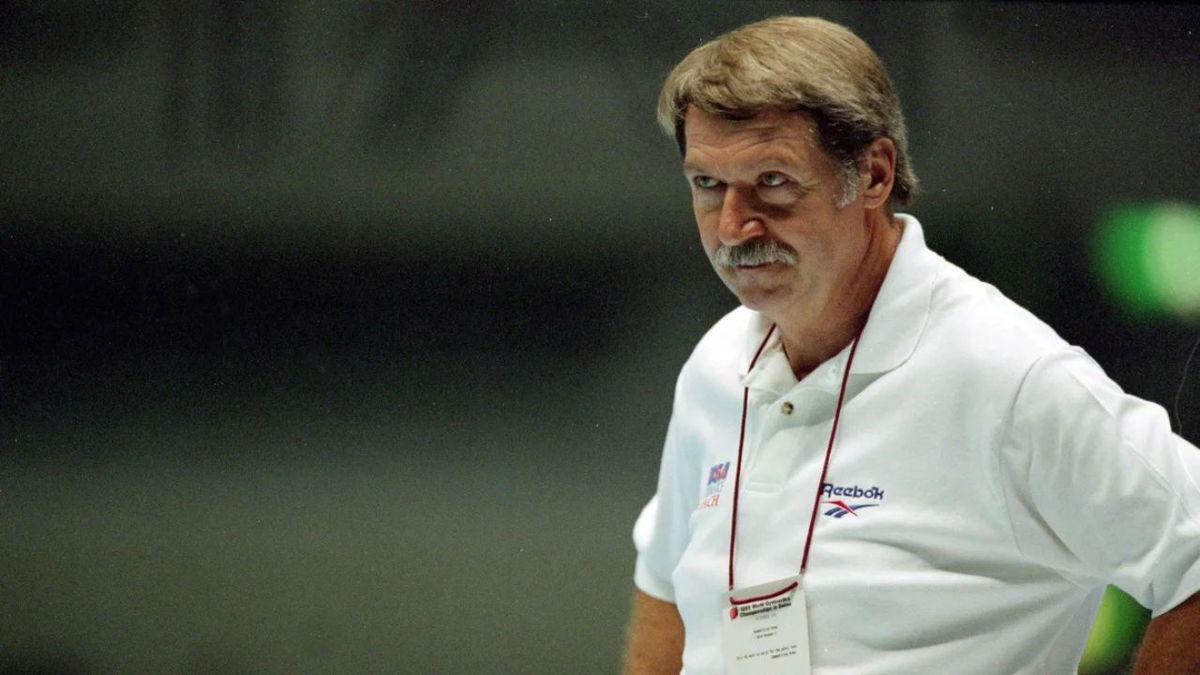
[823,483,886,502]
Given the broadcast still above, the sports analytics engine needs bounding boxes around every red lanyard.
[727,324,864,593]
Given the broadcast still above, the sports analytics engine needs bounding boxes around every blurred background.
[2,2,1198,673]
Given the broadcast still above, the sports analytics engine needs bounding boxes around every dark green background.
[3,2,1198,672]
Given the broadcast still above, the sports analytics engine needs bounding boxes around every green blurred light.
[1079,586,1150,674]
[1094,202,1200,320]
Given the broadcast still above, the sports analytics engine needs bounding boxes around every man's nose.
[718,186,765,246]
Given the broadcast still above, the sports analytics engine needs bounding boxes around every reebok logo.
[820,483,885,500]
[820,482,885,518]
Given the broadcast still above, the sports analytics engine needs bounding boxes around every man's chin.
[729,285,789,314]
[721,267,790,302]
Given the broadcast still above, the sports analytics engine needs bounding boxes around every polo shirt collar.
[740,214,936,384]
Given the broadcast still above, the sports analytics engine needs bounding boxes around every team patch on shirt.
[699,461,731,509]
[820,482,885,518]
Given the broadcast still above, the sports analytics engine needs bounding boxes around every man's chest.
[673,380,1015,594]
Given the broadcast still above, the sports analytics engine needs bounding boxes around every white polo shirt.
[633,215,1200,674]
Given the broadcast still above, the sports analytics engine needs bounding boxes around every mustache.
[714,239,799,267]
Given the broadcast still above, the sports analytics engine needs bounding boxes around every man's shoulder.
[681,303,753,365]
[695,305,757,351]
[674,306,756,386]
[922,256,1074,380]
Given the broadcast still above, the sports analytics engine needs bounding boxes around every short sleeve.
[999,348,1200,616]
[633,385,701,604]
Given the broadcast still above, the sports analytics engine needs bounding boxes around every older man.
[625,16,1200,674]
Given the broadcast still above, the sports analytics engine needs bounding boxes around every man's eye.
[693,176,720,189]
[760,172,788,187]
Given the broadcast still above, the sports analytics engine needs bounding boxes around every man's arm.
[623,590,684,675]
[1133,591,1200,673]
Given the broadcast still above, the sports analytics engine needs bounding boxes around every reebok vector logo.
[821,482,885,518]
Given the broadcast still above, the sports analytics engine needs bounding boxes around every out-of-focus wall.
[2,2,1197,672]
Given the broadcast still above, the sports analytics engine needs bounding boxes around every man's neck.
[777,214,903,380]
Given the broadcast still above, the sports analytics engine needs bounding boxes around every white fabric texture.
[633,215,1200,674]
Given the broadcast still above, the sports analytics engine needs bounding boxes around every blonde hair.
[657,16,918,206]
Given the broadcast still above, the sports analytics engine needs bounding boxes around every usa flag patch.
[699,461,731,509]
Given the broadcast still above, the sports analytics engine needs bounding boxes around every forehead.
[682,106,824,169]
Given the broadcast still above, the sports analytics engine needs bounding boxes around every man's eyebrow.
[682,155,806,176]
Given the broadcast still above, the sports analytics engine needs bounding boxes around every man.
[624,16,1200,674]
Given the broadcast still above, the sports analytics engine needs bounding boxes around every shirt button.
[781,401,794,415]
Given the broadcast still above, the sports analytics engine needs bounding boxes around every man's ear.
[860,137,896,210]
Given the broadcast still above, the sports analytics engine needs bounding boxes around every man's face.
[682,106,870,323]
